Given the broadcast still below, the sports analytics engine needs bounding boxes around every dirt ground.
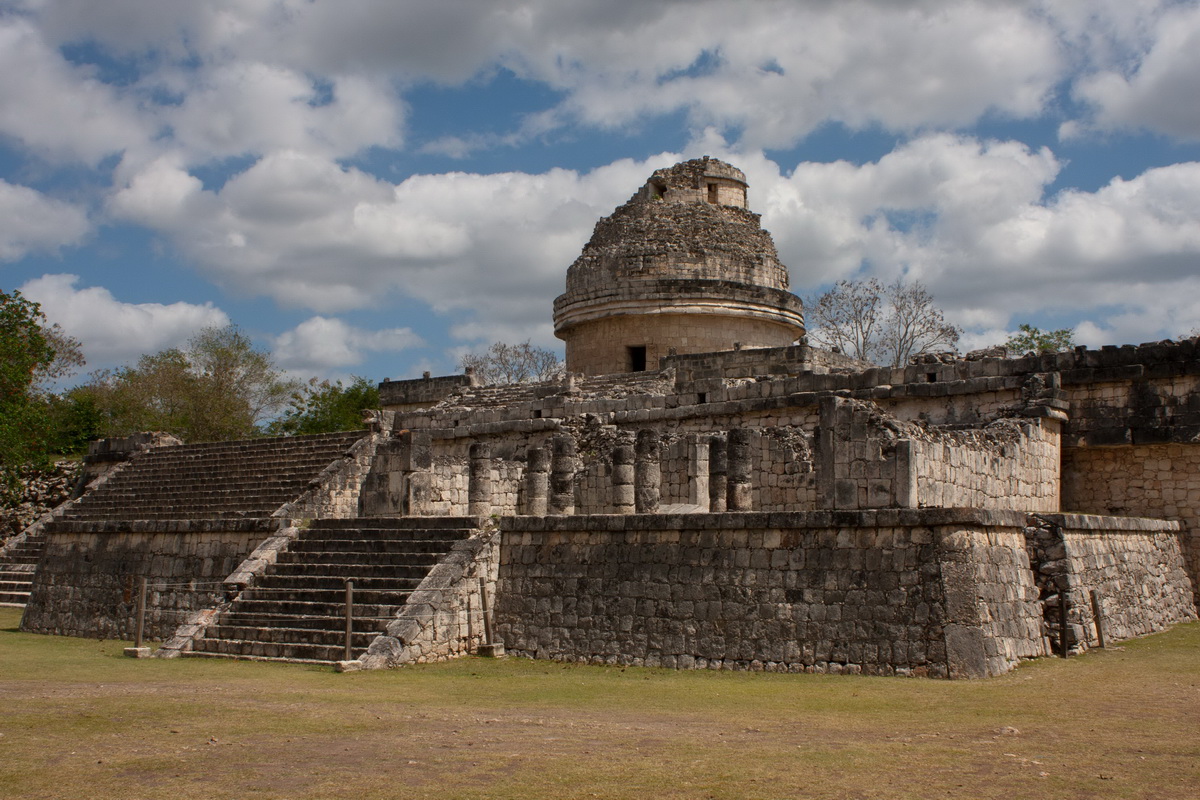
[2,610,1198,800]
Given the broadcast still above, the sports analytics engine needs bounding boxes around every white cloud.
[18,273,230,366]
[0,180,89,260]
[751,135,1200,344]
[108,150,673,333]
[0,18,151,164]
[163,64,403,162]
[1071,3,1200,140]
[273,316,423,372]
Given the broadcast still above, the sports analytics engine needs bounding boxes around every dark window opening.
[926,372,937,382]
[532,409,542,419]
[707,183,718,203]
[628,345,647,372]
[698,392,707,404]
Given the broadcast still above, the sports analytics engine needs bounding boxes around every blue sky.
[3,0,1200,390]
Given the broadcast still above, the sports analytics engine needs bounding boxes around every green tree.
[805,279,961,367]
[81,325,298,443]
[1004,324,1074,355]
[269,376,380,436]
[0,290,84,495]
[458,340,564,385]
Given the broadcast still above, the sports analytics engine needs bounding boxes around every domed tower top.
[554,157,804,375]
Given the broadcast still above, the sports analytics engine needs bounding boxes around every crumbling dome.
[554,157,805,375]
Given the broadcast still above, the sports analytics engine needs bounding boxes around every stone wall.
[1025,514,1196,651]
[816,397,1061,512]
[913,420,1061,511]
[494,510,1046,678]
[1063,443,1200,598]
[21,520,276,640]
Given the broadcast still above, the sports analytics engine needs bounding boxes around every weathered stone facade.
[554,158,804,375]
[13,156,1199,678]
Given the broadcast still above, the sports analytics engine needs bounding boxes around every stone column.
[634,429,661,513]
[727,428,752,512]
[467,442,492,517]
[359,430,432,516]
[524,445,550,515]
[688,434,710,507]
[611,444,635,514]
[549,434,577,515]
[708,434,727,512]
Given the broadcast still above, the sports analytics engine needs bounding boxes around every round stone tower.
[553,157,805,375]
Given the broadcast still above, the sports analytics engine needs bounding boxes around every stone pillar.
[549,434,577,515]
[727,428,752,512]
[359,430,432,516]
[634,429,661,513]
[611,444,635,514]
[708,435,727,512]
[467,442,492,517]
[524,445,550,515]
[688,434,710,507]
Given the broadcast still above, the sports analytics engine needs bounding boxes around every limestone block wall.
[913,420,1060,511]
[1025,514,1196,650]
[494,510,1046,678]
[21,520,274,640]
[562,311,802,377]
[1062,442,1200,604]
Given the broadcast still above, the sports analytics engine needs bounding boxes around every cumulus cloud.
[750,135,1200,343]
[108,150,673,329]
[18,273,230,366]
[0,18,151,164]
[273,316,423,372]
[1071,3,1200,140]
[0,180,89,260]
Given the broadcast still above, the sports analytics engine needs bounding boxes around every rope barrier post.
[1058,593,1070,658]
[344,579,354,661]
[478,577,494,646]
[1090,589,1106,649]
[135,576,147,649]
[124,577,151,658]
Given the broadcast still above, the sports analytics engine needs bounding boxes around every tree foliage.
[0,290,85,495]
[1004,324,1075,355]
[79,325,297,443]
[458,340,564,385]
[269,376,379,436]
[804,279,961,367]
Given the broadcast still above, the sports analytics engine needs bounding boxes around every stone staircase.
[56,431,365,522]
[0,535,44,606]
[184,517,479,663]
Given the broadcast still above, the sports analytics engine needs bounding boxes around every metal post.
[134,577,147,649]
[344,579,354,661]
[478,577,494,646]
[1090,589,1106,649]
[1058,593,1069,658]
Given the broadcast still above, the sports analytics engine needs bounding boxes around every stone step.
[180,650,343,665]
[240,585,420,604]
[299,526,474,542]
[212,613,392,634]
[285,537,462,555]
[270,560,436,577]
[310,516,481,531]
[187,637,362,662]
[248,574,426,591]
[206,624,381,647]
[0,591,31,604]
[224,598,406,618]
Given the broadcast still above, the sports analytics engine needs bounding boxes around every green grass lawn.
[1,607,1197,799]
